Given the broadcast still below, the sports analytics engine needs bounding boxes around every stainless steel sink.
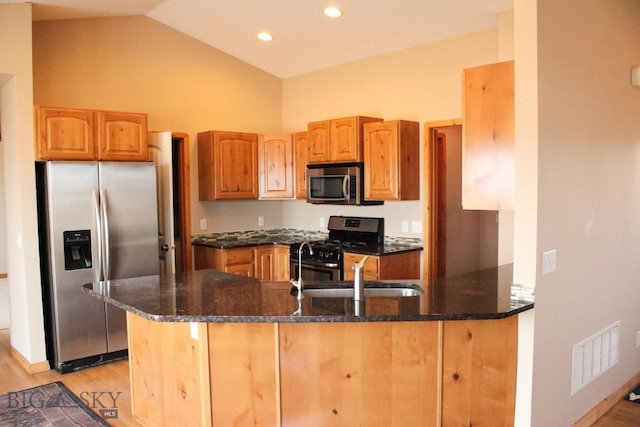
[298,282,424,298]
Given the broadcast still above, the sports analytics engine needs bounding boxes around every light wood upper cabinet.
[35,106,148,161]
[96,110,148,161]
[363,120,419,200]
[462,60,514,210]
[294,131,308,199]
[307,116,382,164]
[307,120,331,163]
[258,134,294,199]
[198,131,258,201]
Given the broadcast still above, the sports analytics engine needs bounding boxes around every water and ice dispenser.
[63,230,92,270]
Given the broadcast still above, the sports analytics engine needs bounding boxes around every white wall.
[0,3,47,363]
[530,0,640,425]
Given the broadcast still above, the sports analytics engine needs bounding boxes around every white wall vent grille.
[571,321,620,395]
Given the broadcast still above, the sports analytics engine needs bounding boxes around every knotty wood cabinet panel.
[35,106,95,160]
[259,133,294,199]
[279,322,440,426]
[307,116,382,164]
[127,313,211,427]
[274,244,291,281]
[343,251,421,280]
[462,60,515,210]
[442,316,517,426]
[192,246,255,277]
[364,120,419,200]
[330,116,382,162]
[197,131,258,200]
[255,246,274,280]
[209,323,279,426]
[96,110,148,161]
[294,131,308,199]
[307,120,331,163]
[35,106,148,161]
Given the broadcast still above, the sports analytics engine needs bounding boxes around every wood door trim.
[423,120,462,282]
[172,132,193,272]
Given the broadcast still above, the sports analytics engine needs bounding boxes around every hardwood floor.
[1,327,639,426]
[592,400,640,426]
[0,329,138,426]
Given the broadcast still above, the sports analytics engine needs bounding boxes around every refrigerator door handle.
[100,189,111,280]
[93,189,104,282]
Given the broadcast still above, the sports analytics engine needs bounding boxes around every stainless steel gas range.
[289,216,384,282]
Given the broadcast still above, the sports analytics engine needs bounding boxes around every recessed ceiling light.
[324,7,343,18]
[257,32,274,42]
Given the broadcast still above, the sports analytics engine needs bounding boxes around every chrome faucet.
[353,255,369,303]
[291,241,313,300]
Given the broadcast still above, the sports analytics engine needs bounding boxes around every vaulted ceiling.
[19,0,512,78]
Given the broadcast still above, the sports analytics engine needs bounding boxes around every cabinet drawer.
[223,248,254,265]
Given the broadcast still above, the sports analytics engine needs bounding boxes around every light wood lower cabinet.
[193,246,255,277]
[193,245,290,280]
[343,251,420,280]
[127,313,517,427]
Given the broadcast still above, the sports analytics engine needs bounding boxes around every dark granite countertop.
[83,264,533,323]
[191,228,423,255]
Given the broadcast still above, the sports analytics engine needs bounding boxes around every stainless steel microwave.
[306,162,383,205]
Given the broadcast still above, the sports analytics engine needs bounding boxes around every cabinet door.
[198,131,258,201]
[330,116,382,162]
[364,120,419,200]
[307,120,331,164]
[259,134,294,199]
[223,248,255,277]
[96,110,148,161]
[216,132,258,200]
[343,253,380,280]
[274,245,291,281]
[34,106,95,160]
[255,247,274,280]
[462,60,514,210]
[294,131,308,199]
[364,121,399,200]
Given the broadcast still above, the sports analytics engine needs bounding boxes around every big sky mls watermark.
[7,389,122,419]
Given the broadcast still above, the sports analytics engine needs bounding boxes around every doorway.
[424,121,498,280]
[148,132,192,276]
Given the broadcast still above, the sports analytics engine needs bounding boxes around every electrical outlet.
[636,331,640,349]
[401,221,409,233]
[320,217,325,228]
[258,215,264,226]
[542,249,557,275]
[411,220,422,234]
[200,219,207,230]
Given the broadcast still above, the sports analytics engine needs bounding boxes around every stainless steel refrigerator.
[36,161,159,373]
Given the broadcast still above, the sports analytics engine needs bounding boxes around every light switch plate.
[200,219,207,230]
[258,215,264,226]
[542,249,557,275]
[401,221,409,233]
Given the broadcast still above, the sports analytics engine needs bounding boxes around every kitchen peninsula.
[84,265,532,427]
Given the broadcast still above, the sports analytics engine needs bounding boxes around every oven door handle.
[292,259,341,269]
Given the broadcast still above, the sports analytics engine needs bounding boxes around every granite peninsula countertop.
[83,264,533,323]
[191,228,424,255]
